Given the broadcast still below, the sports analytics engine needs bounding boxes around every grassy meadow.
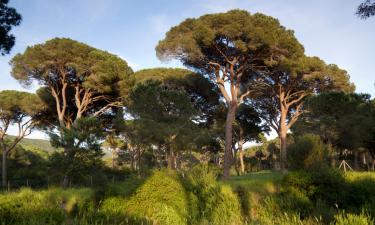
[1,168,375,225]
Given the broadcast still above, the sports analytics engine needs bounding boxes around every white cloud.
[148,14,171,34]
[114,52,141,70]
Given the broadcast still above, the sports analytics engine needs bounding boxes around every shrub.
[97,197,150,225]
[124,169,190,225]
[183,164,242,225]
[287,134,330,170]
[209,185,242,225]
[0,188,94,224]
[282,168,346,206]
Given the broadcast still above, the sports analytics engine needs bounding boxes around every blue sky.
[1,0,374,138]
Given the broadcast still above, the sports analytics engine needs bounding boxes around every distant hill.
[7,135,56,152]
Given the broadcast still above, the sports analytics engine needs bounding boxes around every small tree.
[0,0,22,55]
[287,134,330,170]
[0,90,44,187]
[157,10,304,178]
[49,117,104,186]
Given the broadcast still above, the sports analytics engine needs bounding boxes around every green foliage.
[10,38,133,129]
[4,144,49,187]
[14,135,56,152]
[157,10,304,72]
[49,117,105,185]
[124,170,189,225]
[332,212,374,225]
[283,168,346,206]
[287,134,330,170]
[294,92,374,150]
[184,164,242,225]
[126,76,207,167]
[0,0,22,55]
[104,176,145,198]
[0,188,94,224]
[209,185,242,225]
[11,38,133,89]
[0,90,43,118]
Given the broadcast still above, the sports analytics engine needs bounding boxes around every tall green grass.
[1,170,375,225]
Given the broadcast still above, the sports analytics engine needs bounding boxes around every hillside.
[7,135,56,152]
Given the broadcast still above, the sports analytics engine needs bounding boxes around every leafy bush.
[209,185,242,225]
[0,188,94,224]
[183,164,242,225]
[283,168,346,206]
[344,172,375,216]
[124,169,190,225]
[287,134,330,170]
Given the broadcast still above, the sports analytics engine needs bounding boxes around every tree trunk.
[279,110,288,171]
[2,150,7,188]
[62,146,71,188]
[223,103,237,180]
[62,175,69,188]
[176,152,181,170]
[354,151,359,170]
[112,149,116,169]
[167,145,176,170]
[238,139,245,175]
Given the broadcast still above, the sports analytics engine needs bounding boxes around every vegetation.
[0,0,21,55]
[0,5,375,225]
[357,0,375,19]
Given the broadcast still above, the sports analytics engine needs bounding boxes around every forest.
[1,0,375,224]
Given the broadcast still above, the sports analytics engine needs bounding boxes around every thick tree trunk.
[238,139,245,175]
[223,103,237,180]
[2,150,7,188]
[279,110,288,171]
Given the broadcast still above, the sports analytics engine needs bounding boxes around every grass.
[344,171,375,182]
[223,170,284,195]
[1,170,375,225]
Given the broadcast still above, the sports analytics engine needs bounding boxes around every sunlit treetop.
[0,90,44,119]
[157,10,304,77]
[10,38,133,94]
[10,38,134,128]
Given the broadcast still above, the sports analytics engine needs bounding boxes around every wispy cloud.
[148,14,171,34]
[114,53,141,71]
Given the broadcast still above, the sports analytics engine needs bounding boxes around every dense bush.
[282,168,346,206]
[0,188,94,224]
[183,164,242,225]
[124,170,190,225]
[287,134,330,170]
